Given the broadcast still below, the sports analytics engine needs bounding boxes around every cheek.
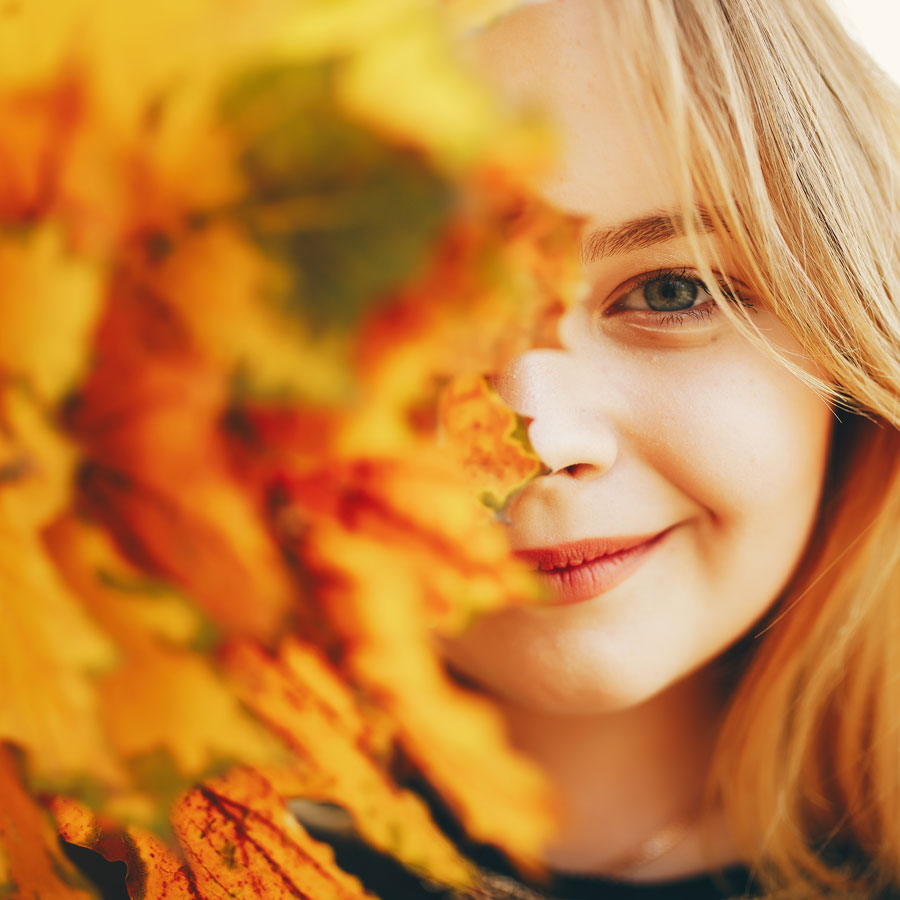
[624,333,834,668]
[629,337,833,530]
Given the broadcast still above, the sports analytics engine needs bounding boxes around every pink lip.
[514,529,672,605]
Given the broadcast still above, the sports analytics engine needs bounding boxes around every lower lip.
[536,531,670,606]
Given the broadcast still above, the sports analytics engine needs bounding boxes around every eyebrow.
[581,208,717,263]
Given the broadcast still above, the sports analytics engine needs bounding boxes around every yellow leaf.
[52,796,98,847]
[0,227,102,403]
[438,373,542,508]
[309,526,556,870]
[154,225,355,403]
[128,827,196,899]
[0,387,119,788]
[69,289,299,641]
[0,746,96,899]
[0,385,75,531]
[227,639,476,888]
[338,8,498,169]
[45,516,284,782]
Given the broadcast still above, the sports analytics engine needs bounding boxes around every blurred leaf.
[0,226,103,403]
[220,63,453,334]
[67,287,299,642]
[308,525,556,872]
[44,515,286,818]
[0,746,97,899]
[226,639,476,888]
[0,389,119,790]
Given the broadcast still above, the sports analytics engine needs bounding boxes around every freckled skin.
[442,2,834,717]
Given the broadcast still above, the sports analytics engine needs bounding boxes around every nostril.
[562,462,607,481]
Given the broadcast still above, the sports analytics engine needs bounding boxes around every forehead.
[465,0,678,226]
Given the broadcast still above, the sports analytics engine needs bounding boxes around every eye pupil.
[644,278,698,311]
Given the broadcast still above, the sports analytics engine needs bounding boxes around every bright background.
[831,0,900,86]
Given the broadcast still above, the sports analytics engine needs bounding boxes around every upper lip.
[514,531,666,571]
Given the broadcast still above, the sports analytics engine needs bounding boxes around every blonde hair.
[594,1,900,896]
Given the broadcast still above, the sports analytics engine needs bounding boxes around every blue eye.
[606,268,746,328]
[601,268,754,332]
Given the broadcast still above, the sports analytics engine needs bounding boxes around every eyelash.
[607,267,754,328]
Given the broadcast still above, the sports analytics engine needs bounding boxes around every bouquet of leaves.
[0,1,582,896]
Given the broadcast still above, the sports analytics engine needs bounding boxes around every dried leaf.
[0,391,118,788]
[308,525,556,870]
[53,796,100,847]
[68,286,298,642]
[129,827,198,900]
[438,373,543,509]
[53,798,197,900]
[174,769,374,899]
[0,225,102,403]
[226,639,475,888]
[0,747,96,900]
[44,516,285,797]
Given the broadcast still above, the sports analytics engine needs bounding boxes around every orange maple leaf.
[0,747,96,900]
[307,525,557,873]
[67,282,299,643]
[438,373,543,510]
[174,769,374,900]
[226,639,476,889]
[44,515,286,811]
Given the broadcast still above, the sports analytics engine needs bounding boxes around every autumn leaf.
[343,179,581,457]
[67,283,299,642]
[174,768,374,900]
[226,639,476,889]
[0,746,97,900]
[0,226,103,404]
[145,223,358,405]
[306,525,556,872]
[267,453,540,632]
[128,827,198,900]
[220,417,552,865]
[54,796,199,900]
[0,77,85,223]
[438,373,543,510]
[0,389,119,789]
[44,515,287,823]
[220,61,452,336]
[0,0,577,896]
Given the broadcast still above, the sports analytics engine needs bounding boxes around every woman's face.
[442,0,834,713]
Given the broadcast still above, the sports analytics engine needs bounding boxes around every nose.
[493,347,619,480]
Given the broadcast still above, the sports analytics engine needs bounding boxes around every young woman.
[439,1,900,897]
[63,2,900,898]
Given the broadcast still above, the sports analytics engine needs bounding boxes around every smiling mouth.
[514,529,672,605]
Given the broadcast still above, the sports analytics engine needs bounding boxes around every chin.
[440,625,692,716]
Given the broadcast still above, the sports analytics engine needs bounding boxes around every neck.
[496,664,741,882]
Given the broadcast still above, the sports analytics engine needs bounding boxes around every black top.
[319,828,757,899]
[64,830,756,900]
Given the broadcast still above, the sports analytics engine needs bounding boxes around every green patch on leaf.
[219,62,453,334]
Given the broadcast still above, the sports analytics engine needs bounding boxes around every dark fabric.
[303,822,758,900]
[61,840,129,900]
[64,818,758,900]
